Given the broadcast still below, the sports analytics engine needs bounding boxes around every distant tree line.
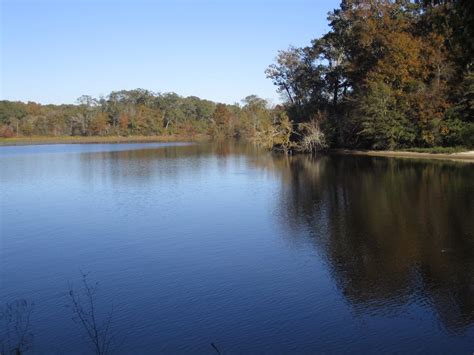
[0,90,285,142]
[266,0,474,151]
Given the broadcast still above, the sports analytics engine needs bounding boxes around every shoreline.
[331,149,474,163]
[1,137,473,163]
[0,134,209,146]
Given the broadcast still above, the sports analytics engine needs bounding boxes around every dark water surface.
[1,142,473,353]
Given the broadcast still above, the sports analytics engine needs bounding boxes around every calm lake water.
[1,142,473,354]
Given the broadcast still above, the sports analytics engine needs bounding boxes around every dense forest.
[1,0,473,151]
[266,0,474,151]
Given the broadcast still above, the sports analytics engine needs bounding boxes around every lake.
[1,142,473,353]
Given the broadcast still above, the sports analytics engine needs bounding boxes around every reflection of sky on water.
[1,143,473,353]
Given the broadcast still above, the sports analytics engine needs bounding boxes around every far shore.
[332,149,474,163]
[0,134,209,146]
[1,136,473,163]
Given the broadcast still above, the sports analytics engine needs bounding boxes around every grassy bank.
[332,149,474,163]
[400,146,469,154]
[0,134,210,146]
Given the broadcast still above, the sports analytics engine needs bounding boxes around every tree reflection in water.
[254,153,474,332]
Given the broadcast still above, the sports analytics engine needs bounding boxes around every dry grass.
[331,149,474,162]
[0,134,210,146]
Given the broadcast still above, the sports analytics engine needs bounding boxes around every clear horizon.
[1,0,339,105]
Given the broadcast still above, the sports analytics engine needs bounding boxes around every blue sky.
[1,0,339,105]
